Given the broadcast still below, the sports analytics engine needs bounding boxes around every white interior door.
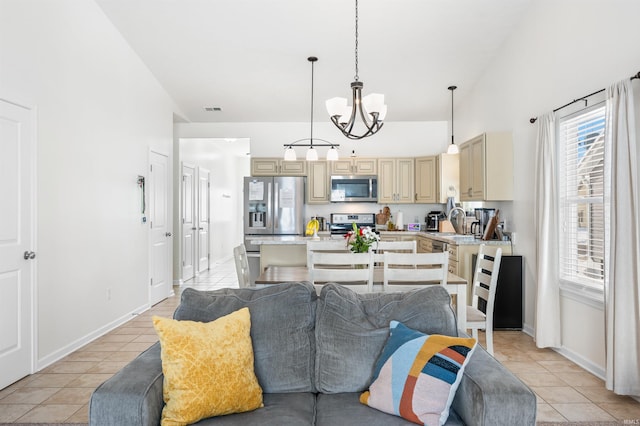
[197,168,210,273]
[0,99,35,389]
[181,163,196,281]
[149,151,171,305]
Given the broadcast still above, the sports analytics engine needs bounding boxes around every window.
[558,104,606,289]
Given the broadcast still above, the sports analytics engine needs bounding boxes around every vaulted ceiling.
[96,0,531,124]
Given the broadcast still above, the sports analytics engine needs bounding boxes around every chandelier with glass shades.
[283,57,339,161]
[325,0,387,140]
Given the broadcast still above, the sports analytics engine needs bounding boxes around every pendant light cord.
[448,85,457,144]
[310,58,314,146]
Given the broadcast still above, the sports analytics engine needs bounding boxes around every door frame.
[0,97,38,381]
[148,148,173,305]
[180,162,197,282]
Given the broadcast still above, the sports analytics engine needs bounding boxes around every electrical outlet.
[511,232,517,245]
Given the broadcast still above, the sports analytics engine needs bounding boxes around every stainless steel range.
[330,213,376,235]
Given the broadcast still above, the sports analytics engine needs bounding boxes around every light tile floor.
[0,258,639,424]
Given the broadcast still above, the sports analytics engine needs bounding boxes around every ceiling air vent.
[203,106,222,112]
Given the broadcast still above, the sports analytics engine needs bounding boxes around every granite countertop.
[248,232,511,246]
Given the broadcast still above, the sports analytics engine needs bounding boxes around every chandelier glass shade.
[283,57,339,161]
[326,0,386,140]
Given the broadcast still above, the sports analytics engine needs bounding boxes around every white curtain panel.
[604,79,640,395]
[534,112,562,348]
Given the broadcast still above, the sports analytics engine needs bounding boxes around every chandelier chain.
[354,0,359,81]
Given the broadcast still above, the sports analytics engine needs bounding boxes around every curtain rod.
[529,71,640,123]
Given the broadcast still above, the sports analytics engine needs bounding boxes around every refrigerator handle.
[267,182,273,230]
[273,181,279,230]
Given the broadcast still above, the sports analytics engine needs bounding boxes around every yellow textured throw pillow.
[152,308,263,426]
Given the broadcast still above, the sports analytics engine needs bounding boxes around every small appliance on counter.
[425,211,445,231]
[330,213,376,236]
[470,208,496,238]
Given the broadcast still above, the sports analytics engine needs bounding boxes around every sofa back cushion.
[173,282,317,393]
[315,284,457,393]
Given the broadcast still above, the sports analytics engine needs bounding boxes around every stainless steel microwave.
[330,175,378,202]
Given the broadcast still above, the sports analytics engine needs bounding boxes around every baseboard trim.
[517,322,606,380]
[554,345,606,380]
[36,302,149,371]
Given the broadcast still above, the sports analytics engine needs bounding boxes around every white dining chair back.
[306,239,350,266]
[308,251,374,293]
[370,240,417,263]
[233,243,252,288]
[382,252,449,292]
[466,244,502,355]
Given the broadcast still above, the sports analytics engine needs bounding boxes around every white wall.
[175,121,449,158]
[455,0,640,374]
[178,138,250,267]
[1,1,176,366]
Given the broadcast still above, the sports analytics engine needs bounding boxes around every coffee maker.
[470,208,496,237]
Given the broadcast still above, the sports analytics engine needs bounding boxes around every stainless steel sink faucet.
[447,207,466,234]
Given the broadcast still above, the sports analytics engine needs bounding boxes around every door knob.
[165,232,172,237]
[23,251,36,260]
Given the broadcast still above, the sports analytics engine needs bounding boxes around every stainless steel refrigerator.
[243,176,306,284]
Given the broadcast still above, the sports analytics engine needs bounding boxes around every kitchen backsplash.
[305,201,514,232]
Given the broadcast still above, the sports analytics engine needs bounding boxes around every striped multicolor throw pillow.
[360,321,476,426]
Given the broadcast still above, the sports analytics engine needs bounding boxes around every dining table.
[255,265,469,330]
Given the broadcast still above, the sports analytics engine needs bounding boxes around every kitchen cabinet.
[416,235,433,253]
[378,158,415,204]
[251,158,307,176]
[414,156,437,203]
[436,153,460,203]
[459,132,513,201]
[415,154,459,204]
[330,158,377,175]
[307,160,329,204]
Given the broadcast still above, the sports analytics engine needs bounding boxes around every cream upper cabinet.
[330,158,377,175]
[414,156,437,203]
[251,158,307,176]
[307,161,329,204]
[378,158,415,204]
[459,132,513,201]
[436,153,460,203]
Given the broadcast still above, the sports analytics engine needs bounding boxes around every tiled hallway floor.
[1,258,639,424]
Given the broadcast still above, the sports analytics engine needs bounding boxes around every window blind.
[558,105,606,285]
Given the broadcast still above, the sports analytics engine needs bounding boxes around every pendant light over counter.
[283,57,340,161]
[446,85,459,154]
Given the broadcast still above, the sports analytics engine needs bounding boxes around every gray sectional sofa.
[89,282,536,425]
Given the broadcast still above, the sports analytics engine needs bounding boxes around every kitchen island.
[248,231,513,305]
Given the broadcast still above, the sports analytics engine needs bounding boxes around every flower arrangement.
[344,222,380,253]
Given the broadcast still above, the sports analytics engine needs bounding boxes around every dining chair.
[306,239,350,266]
[382,252,449,293]
[466,244,502,355]
[370,240,417,264]
[233,243,252,288]
[308,251,374,293]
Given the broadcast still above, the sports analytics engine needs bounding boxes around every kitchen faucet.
[447,207,466,234]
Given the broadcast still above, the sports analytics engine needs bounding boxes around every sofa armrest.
[451,346,536,426]
[89,342,164,426]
